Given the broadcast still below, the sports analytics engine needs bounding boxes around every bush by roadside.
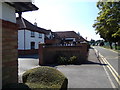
[22,66,68,89]
[57,55,77,65]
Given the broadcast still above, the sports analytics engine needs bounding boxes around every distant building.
[55,31,87,46]
[43,30,61,45]
[17,17,45,54]
[44,30,53,40]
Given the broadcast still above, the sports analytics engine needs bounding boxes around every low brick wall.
[1,19,18,86]
[18,49,38,55]
[39,43,88,65]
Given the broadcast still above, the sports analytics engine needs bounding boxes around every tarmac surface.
[93,46,118,73]
[18,48,115,88]
[56,48,113,88]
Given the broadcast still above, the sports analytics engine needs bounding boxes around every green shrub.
[57,56,78,65]
[68,56,77,64]
[22,66,68,89]
[57,56,67,65]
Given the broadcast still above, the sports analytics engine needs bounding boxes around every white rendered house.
[17,17,45,54]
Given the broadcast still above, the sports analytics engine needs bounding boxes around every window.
[39,33,42,38]
[31,31,35,37]
[31,42,35,49]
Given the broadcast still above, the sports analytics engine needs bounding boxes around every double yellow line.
[98,52,120,86]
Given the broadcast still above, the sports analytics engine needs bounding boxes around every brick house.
[55,31,87,46]
[0,2,38,88]
[17,17,46,55]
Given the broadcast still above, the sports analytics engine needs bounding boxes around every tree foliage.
[93,1,120,48]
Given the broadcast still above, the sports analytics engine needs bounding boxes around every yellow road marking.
[99,53,120,79]
[102,58,120,85]
[99,53,120,86]
[93,47,120,87]
[100,57,116,88]
[103,57,120,79]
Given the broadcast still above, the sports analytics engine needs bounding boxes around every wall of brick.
[1,19,18,86]
[18,49,38,55]
[0,18,2,89]
[39,43,88,65]
[45,39,61,45]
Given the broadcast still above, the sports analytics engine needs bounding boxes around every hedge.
[22,66,68,90]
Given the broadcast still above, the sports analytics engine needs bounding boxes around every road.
[93,46,118,72]
[57,48,115,88]
[93,46,119,88]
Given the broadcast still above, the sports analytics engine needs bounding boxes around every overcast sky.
[21,0,102,41]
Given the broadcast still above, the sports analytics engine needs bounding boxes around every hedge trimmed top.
[22,66,68,89]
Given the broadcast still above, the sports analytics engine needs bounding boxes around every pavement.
[18,48,117,88]
[18,54,40,83]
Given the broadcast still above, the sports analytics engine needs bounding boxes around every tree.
[93,0,120,49]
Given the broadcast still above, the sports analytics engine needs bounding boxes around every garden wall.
[18,49,38,55]
[2,19,18,86]
[39,43,88,65]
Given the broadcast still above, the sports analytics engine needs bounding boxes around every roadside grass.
[101,46,120,53]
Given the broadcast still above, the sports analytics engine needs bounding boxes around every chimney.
[18,12,22,18]
[34,22,37,26]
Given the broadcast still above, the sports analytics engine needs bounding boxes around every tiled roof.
[43,30,52,35]
[55,31,87,42]
[16,17,46,33]
[55,31,80,38]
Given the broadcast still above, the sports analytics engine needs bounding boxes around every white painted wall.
[0,2,16,23]
[18,30,25,50]
[18,29,44,50]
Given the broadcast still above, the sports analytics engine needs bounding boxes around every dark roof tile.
[16,17,46,33]
[54,31,87,42]
[55,31,80,38]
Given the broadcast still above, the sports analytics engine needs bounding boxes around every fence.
[39,43,89,65]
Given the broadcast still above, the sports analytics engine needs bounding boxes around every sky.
[21,0,103,41]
